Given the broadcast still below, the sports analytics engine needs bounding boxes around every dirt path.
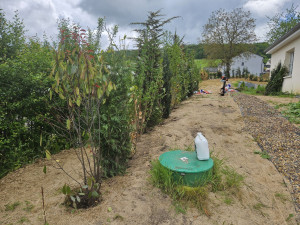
[0,80,298,225]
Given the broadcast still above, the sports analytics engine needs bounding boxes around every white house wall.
[269,37,300,94]
[230,54,264,76]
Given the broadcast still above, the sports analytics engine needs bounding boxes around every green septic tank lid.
[159,150,214,186]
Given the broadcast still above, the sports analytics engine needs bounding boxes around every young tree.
[50,21,116,208]
[266,4,300,44]
[202,8,257,77]
[131,10,178,132]
[0,10,26,61]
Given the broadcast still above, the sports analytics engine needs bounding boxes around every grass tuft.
[23,200,34,212]
[286,213,294,221]
[5,201,20,211]
[254,150,271,159]
[275,192,289,203]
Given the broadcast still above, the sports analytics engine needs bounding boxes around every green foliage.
[255,85,266,94]
[50,19,114,206]
[100,42,132,177]
[161,33,200,118]
[252,42,270,63]
[23,200,34,212]
[202,8,257,76]
[5,201,20,211]
[132,10,178,131]
[183,44,206,59]
[162,44,172,118]
[286,214,294,221]
[62,183,100,209]
[274,192,289,202]
[236,82,266,95]
[0,38,67,178]
[267,4,300,44]
[254,150,271,159]
[283,102,300,124]
[18,216,29,224]
[0,10,26,61]
[194,59,221,69]
[265,62,288,95]
[276,101,300,124]
[239,81,246,91]
[186,52,200,97]
[48,18,137,207]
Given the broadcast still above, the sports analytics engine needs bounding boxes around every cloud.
[1,0,299,47]
[243,0,292,17]
[77,0,246,45]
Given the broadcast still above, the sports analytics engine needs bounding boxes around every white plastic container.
[194,132,210,160]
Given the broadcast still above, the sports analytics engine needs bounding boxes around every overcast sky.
[1,0,299,49]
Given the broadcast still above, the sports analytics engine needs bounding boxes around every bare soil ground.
[0,79,298,225]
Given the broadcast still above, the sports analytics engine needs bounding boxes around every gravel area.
[232,93,300,215]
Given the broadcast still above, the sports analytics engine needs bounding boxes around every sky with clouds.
[0,0,299,49]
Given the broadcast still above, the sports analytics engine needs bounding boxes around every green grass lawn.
[194,59,221,69]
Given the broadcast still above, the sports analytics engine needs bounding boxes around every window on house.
[241,62,244,66]
[288,51,294,76]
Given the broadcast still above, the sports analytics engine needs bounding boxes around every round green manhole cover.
[159,150,214,187]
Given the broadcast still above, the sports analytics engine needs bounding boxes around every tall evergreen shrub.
[265,62,288,95]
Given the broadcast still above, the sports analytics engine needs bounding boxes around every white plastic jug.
[194,132,209,160]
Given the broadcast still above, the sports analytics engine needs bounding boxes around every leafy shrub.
[100,50,133,177]
[162,45,172,119]
[239,81,246,91]
[265,62,288,95]
[0,39,67,178]
[132,10,177,132]
[255,85,266,94]
[282,101,300,124]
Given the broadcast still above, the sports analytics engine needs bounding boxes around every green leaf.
[43,165,47,174]
[107,207,112,212]
[76,195,81,202]
[62,185,66,194]
[76,87,80,95]
[76,98,81,106]
[108,81,113,92]
[70,196,76,202]
[59,93,65,100]
[50,89,52,100]
[40,133,43,147]
[45,150,51,160]
[71,65,77,75]
[66,119,71,130]
[62,184,71,195]
[97,88,102,99]
[91,191,99,198]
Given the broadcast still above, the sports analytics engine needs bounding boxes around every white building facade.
[230,53,264,77]
[266,22,300,94]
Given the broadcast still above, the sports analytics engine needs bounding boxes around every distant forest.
[125,42,271,63]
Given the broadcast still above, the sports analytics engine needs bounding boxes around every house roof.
[265,22,300,54]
